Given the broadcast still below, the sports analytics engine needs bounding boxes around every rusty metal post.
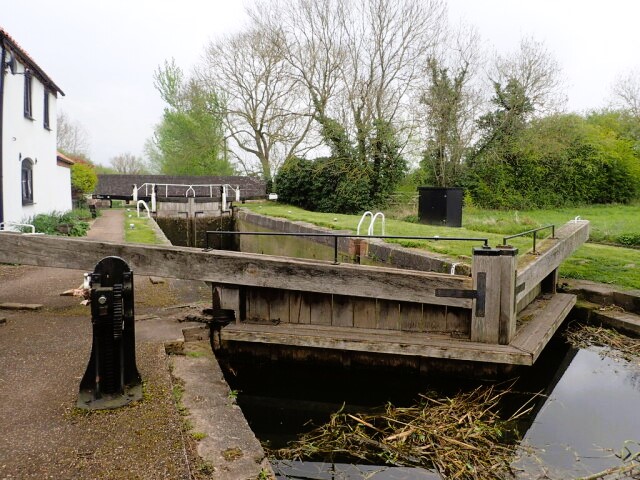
[77,256,141,409]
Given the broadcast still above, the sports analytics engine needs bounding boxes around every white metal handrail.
[357,211,385,236]
[357,211,373,235]
[0,222,36,234]
[368,212,385,236]
[136,200,151,218]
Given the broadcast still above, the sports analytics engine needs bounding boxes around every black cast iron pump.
[77,256,142,410]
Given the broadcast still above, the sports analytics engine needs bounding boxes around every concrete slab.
[561,278,640,314]
[170,341,272,479]
[574,300,640,337]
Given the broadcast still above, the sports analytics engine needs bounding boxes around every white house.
[0,28,70,230]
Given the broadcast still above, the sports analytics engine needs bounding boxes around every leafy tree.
[464,113,638,209]
[70,163,98,196]
[148,59,233,176]
[465,37,566,206]
[420,57,474,187]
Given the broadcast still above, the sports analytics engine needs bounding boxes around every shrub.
[71,163,98,195]
[22,210,90,236]
[617,233,640,247]
[464,114,638,209]
[276,156,375,214]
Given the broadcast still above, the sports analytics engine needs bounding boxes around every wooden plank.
[470,249,502,343]
[498,247,518,345]
[352,298,377,329]
[218,286,241,313]
[445,307,471,336]
[517,283,541,314]
[220,322,532,365]
[308,293,332,326]
[400,302,423,332]
[511,293,576,362]
[516,221,589,305]
[0,233,473,307]
[332,295,354,327]
[377,300,401,330]
[247,289,269,322]
[423,304,447,332]
[289,291,311,324]
[266,288,290,324]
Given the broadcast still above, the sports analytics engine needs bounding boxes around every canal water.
[219,325,640,479]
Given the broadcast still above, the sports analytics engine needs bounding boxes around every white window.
[21,158,34,205]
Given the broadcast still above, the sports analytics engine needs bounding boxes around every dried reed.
[271,385,530,479]
[565,324,640,364]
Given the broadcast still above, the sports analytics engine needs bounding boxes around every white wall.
[2,55,71,228]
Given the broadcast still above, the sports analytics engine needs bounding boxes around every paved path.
[86,208,125,242]
[0,208,226,479]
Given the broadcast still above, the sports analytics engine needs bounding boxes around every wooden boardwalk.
[0,219,589,370]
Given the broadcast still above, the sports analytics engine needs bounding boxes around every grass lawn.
[242,202,640,290]
[124,214,162,244]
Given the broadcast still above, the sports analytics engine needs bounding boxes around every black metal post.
[77,256,142,410]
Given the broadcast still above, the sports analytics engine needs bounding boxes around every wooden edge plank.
[516,221,589,304]
[511,293,576,362]
[221,323,531,365]
[0,233,473,307]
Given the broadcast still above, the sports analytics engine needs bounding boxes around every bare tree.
[203,27,316,181]
[250,0,445,157]
[109,152,148,174]
[489,36,566,118]
[57,111,91,157]
[611,68,640,117]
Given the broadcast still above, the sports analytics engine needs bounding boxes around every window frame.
[24,72,33,119]
[43,90,50,130]
[21,158,34,205]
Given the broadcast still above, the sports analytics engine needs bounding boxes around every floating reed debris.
[576,442,640,480]
[271,385,532,479]
[565,324,640,364]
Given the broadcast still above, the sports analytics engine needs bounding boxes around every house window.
[21,158,34,205]
[24,73,33,119]
[43,91,50,130]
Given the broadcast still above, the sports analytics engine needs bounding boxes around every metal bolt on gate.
[77,256,142,410]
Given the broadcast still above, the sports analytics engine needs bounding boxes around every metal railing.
[205,231,489,264]
[502,225,555,254]
[0,222,36,234]
[134,183,240,199]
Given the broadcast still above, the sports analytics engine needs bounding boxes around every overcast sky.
[3,0,639,166]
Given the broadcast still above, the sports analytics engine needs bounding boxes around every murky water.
[220,326,640,479]
[514,346,640,478]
